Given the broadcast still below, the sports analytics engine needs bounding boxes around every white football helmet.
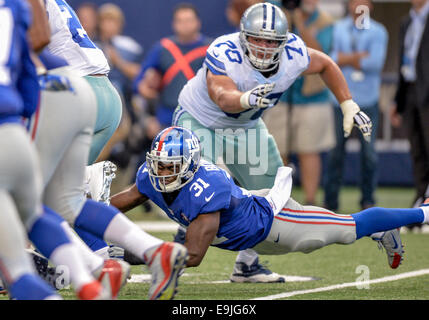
[239,3,289,72]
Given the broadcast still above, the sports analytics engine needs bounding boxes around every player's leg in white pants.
[29,69,112,292]
[254,166,428,256]
[40,122,107,272]
[252,167,356,255]
[253,197,357,255]
[33,69,167,269]
[0,124,59,299]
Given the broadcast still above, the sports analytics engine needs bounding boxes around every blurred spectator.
[95,3,144,161]
[226,0,262,29]
[264,0,336,206]
[324,0,388,211]
[391,0,429,210]
[133,3,212,154]
[98,3,143,102]
[76,2,99,40]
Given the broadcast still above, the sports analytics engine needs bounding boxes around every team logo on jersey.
[205,192,215,202]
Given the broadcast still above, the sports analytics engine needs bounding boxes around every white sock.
[420,205,429,224]
[370,232,384,240]
[60,221,104,272]
[49,243,94,291]
[235,249,258,266]
[103,213,163,260]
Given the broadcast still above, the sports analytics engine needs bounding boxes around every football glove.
[340,99,372,142]
[38,73,74,92]
[84,161,117,205]
[353,110,372,142]
[240,83,275,110]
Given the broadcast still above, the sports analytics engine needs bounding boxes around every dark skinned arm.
[184,211,220,267]
[110,183,149,213]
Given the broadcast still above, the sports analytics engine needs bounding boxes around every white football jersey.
[178,32,310,129]
[45,0,110,76]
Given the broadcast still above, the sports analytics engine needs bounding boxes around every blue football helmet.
[146,126,201,192]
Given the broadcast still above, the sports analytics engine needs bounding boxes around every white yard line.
[134,222,429,300]
[251,269,429,300]
[129,273,318,284]
[135,221,179,232]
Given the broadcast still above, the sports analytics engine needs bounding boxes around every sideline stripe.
[251,269,429,300]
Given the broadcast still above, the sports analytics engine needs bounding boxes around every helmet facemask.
[240,33,287,71]
[146,132,201,193]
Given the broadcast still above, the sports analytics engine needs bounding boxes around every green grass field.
[46,186,429,301]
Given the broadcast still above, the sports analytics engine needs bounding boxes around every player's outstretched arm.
[110,184,148,213]
[302,48,372,141]
[184,211,220,267]
[206,70,245,113]
[206,70,275,113]
[302,48,352,104]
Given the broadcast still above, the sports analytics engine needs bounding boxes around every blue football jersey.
[136,160,274,251]
[0,0,39,125]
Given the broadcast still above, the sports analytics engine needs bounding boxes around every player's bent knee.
[295,239,325,253]
[296,230,356,253]
[340,231,356,245]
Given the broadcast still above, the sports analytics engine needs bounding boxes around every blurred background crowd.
[69,0,429,228]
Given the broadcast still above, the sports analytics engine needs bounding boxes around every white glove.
[240,83,275,110]
[340,99,373,142]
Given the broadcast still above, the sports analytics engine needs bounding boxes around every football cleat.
[84,160,117,205]
[108,244,125,260]
[144,242,188,300]
[28,248,67,290]
[374,228,404,269]
[78,280,111,300]
[230,258,285,283]
[93,259,130,299]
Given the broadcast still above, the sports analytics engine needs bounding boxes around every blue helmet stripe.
[262,3,267,29]
[271,5,275,30]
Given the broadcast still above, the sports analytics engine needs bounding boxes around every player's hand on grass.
[240,83,275,110]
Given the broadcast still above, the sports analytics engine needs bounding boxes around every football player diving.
[110,127,429,271]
